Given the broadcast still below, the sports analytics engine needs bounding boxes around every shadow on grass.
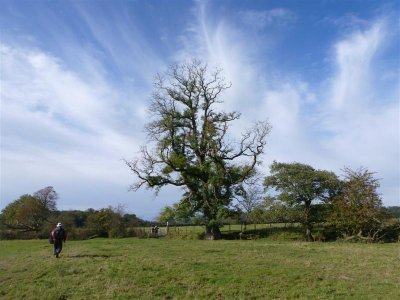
[67,254,112,259]
[221,227,304,240]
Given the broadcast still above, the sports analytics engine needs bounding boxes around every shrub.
[67,228,95,240]
[375,222,400,243]
[0,230,38,240]
[125,228,149,238]
[0,229,18,240]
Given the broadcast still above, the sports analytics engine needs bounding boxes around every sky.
[1,0,399,220]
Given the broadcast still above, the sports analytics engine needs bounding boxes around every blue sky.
[1,0,399,220]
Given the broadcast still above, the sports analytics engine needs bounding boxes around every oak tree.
[125,61,270,239]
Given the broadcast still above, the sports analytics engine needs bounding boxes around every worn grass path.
[0,238,399,299]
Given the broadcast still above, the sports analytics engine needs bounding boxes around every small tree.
[330,167,384,240]
[158,206,177,224]
[235,180,264,231]
[33,186,58,212]
[264,161,340,241]
[249,206,266,228]
[125,61,270,239]
[1,187,58,232]
[158,202,194,225]
[263,200,301,225]
[86,207,125,238]
[122,213,141,228]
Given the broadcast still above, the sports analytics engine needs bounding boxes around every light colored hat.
[56,223,62,227]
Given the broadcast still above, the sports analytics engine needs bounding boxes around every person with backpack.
[50,222,67,258]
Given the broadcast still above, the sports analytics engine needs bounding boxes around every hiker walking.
[50,222,67,258]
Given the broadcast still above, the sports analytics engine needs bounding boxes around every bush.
[0,229,18,240]
[375,222,400,243]
[67,228,96,240]
[327,220,400,243]
[317,226,340,242]
[125,228,149,238]
[108,228,127,238]
[0,230,38,240]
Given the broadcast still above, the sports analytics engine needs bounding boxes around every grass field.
[0,238,399,299]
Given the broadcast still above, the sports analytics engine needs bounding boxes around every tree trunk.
[204,224,221,240]
[304,200,314,242]
[203,206,221,240]
[305,225,313,242]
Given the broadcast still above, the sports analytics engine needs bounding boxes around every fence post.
[166,221,169,234]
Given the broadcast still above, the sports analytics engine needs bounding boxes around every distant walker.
[151,225,159,237]
[50,222,67,258]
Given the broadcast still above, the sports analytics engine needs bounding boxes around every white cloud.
[1,3,398,219]
[72,2,165,86]
[177,1,266,117]
[2,45,116,132]
[323,14,371,32]
[240,8,296,30]
[329,22,385,110]
[0,44,143,209]
[177,4,399,206]
[319,20,399,204]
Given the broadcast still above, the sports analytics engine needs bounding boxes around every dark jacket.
[51,227,67,242]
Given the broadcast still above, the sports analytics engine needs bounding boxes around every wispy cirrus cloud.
[72,2,165,86]
[1,1,398,219]
[240,8,296,30]
[1,44,143,210]
[0,1,173,217]
[265,19,398,203]
[329,21,385,110]
[177,2,269,117]
[319,20,399,200]
[177,1,399,205]
[322,13,371,32]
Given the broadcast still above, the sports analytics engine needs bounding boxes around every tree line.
[1,183,398,241]
[158,163,399,242]
[0,186,149,240]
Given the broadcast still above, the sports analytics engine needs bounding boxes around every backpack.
[52,227,65,241]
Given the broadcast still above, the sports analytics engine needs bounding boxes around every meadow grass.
[0,238,399,299]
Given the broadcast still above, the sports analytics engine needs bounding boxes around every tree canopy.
[158,202,193,225]
[1,186,58,232]
[330,167,384,239]
[264,161,341,241]
[125,61,270,239]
